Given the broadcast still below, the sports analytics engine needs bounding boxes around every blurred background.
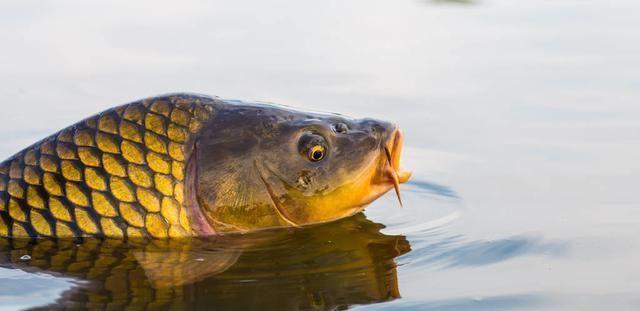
[1,0,639,310]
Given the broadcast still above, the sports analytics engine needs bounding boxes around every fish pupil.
[312,150,324,161]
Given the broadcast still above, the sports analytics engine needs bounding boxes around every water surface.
[1,0,639,310]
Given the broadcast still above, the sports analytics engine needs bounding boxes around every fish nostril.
[333,123,349,134]
[357,118,395,139]
[370,123,385,135]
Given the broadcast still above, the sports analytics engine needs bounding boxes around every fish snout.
[357,118,397,139]
[356,118,411,182]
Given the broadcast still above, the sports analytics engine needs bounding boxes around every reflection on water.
[1,206,568,310]
[0,213,409,310]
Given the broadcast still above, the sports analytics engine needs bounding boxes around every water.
[0,0,639,310]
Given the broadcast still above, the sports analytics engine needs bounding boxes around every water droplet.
[20,255,31,261]
[195,258,205,262]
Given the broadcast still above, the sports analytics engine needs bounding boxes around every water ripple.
[356,294,552,311]
[405,235,569,269]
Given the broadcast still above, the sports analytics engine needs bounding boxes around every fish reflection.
[0,213,410,310]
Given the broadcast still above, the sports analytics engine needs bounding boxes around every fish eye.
[309,145,326,162]
[299,132,328,162]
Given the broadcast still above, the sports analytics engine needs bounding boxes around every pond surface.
[1,0,639,310]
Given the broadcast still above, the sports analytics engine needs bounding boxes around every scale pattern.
[0,95,215,238]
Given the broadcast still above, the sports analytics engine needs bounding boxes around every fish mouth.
[379,128,412,206]
[386,128,412,184]
[353,128,412,210]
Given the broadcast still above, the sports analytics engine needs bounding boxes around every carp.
[0,94,410,238]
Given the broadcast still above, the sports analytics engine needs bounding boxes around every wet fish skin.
[0,94,216,238]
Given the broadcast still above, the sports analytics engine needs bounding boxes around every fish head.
[192,100,411,233]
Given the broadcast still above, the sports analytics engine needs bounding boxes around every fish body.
[0,94,410,238]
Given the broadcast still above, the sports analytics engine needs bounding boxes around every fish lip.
[384,128,412,184]
[389,129,402,171]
